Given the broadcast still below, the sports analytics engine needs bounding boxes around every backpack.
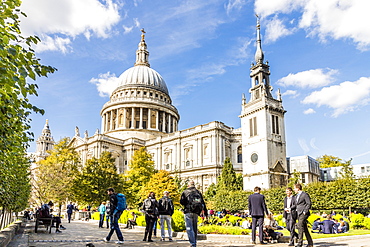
[159,197,171,215]
[39,204,50,218]
[143,199,155,214]
[116,193,127,211]
[187,190,203,215]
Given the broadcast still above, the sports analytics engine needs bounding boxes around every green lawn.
[278,229,370,239]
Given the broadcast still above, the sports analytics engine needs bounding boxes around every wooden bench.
[34,211,53,233]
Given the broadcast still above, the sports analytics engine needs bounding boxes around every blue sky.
[21,0,370,165]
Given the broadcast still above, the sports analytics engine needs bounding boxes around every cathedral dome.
[117,65,169,95]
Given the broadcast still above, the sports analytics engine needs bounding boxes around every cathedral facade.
[38,22,288,191]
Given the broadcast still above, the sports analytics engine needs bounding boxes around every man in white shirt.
[284,187,298,246]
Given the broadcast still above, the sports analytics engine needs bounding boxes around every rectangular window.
[361,167,365,173]
[301,173,306,183]
[249,117,257,137]
[253,117,257,136]
[272,115,279,134]
[249,118,253,137]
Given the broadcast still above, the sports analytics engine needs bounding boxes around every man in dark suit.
[248,186,269,244]
[284,187,298,246]
[294,184,313,247]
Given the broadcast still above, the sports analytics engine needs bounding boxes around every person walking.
[284,187,298,246]
[294,183,313,247]
[98,201,106,228]
[66,202,74,223]
[248,186,269,245]
[180,181,208,247]
[103,188,125,244]
[158,191,174,241]
[142,192,159,242]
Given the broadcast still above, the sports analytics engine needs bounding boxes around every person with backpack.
[103,188,126,244]
[180,181,208,247]
[158,191,174,241]
[142,191,159,242]
[98,201,106,228]
[39,201,66,233]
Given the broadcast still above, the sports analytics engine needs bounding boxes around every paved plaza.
[7,218,370,247]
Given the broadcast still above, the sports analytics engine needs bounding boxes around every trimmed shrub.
[350,213,365,229]
[172,210,186,232]
[274,214,284,227]
[363,217,370,230]
[199,225,250,235]
[136,215,146,226]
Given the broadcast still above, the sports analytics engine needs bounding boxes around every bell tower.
[240,16,288,190]
[35,119,55,162]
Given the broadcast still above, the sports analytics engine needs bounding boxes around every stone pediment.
[271,161,286,173]
[69,136,86,147]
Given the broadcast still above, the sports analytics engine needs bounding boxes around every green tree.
[123,147,157,207]
[287,169,301,188]
[33,138,80,211]
[139,170,180,207]
[0,0,55,212]
[213,157,244,211]
[339,159,355,180]
[317,155,345,168]
[72,151,122,206]
[217,157,242,191]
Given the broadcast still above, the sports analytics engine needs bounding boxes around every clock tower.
[240,17,288,190]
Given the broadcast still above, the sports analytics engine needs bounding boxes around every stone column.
[123,107,127,129]
[168,114,172,132]
[148,108,151,130]
[162,112,166,133]
[156,110,160,131]
[131,107,135,129]
[110,111,113,131]
[139,107,143,129]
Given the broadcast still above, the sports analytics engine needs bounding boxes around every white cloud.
[123,26,133,34]
[310,138,319,150]
[255,0,303,17]
[20,0,121,52]
[255,0,370,50]
[298,138,310,153]
[277,68,338,88]
[150,1,226,58]
[172,37,252,99]
[225,0,246,16]
[89,72,120,97]
[265,15,295,42]
[282,89,299,98]
[303,108,316,114]
[302,77,370,117]
[34,35,72,53]
[122,18,140,34]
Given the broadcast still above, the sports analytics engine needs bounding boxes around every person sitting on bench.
[40,201,66,233]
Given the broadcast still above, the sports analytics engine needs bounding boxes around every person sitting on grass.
[320,215,335,234]
[338,218,349,233]
[311,218,322,233]
[125,212,137,229]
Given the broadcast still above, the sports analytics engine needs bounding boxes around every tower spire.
[135,28,150,67]
[254,14,264,64]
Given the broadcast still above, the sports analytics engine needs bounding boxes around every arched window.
[237,145,242,163]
